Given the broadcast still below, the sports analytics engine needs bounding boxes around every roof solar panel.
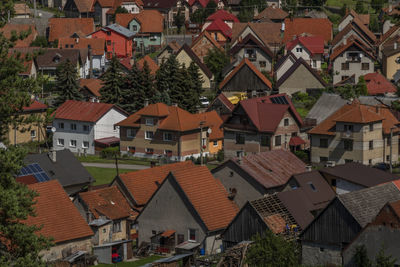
[18,163,51,182]
[271,95,289,105]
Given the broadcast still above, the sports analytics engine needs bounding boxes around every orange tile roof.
[170,165,239,231]
[79,186,135,220]
[58,37,105,56]
[364,72,397,96]
[195,110,223,140]
[79,78,103,97]
[73,0,95,12]
[283,18,332,44]
[219,58,272,89]
[254,6,288,20]
[95,0,115,7]
[330,39,375,61]
[119,161,194,206]
[191,31,222,52]
[23,100,48,111]
[0,24,37,47]
[25,180,93,243]
[137,55,159,75]
[263,214,286,234]
[115,10,163,33]
[48,18,94,42]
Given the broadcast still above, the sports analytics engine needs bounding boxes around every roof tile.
[206,10,239,22]
[115,10,163,33]
[364,72,397,96]
[48,18,94,42]
[0,24,37,47]
[283,18,332,44]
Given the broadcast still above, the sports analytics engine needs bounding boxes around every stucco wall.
[176,51,211,89]
[234,47,272,72]
[8,112,47,145]
[332,51,374,84]
[40,237,92,262]
[94,108,126,140]
[301,241,342,266]
[53,119,95,154]
[384,52,400,80]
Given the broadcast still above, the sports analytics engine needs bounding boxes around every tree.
[371,0,384,13]
[238,0,266,22]
[246,232,300,267]
[112,6,128,21]
[187,61,203,108]
[141,61,157,104]
[169,64,188,109]
[340,3,348,16]
[375,245,396,267]
[353,245,372,267]
[370,15,380,33]
[100,56,124,106]
[54,59,83,106]
[203,1,217,19]
[30,36,49,47]
[190,8,205,24]
[355,1,365,14]
[174,9,185,34]
[356,75,368,96]
[204,47,230,88]
[121,62,145,113]
[156,54,180,96]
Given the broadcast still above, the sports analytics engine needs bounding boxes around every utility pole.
[115,153,119,176]
[390,127,394,173]
[200,120,205,166]
[33,0,37,18]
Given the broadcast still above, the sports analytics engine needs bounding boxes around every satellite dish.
[51,127,56,133]
[207,128,212,134]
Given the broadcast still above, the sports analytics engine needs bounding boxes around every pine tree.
[375,245,396,267]
[100,56,124,106]
[204,47,230,87]
[121,63,145,113]
[54,59,83,106]
[354,245,372,267]
[169,64,187,108]
[141,61,157,104]
[187,61,203,111]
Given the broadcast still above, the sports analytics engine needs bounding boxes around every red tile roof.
[48,18,94,42]
[364,72,397,96]
[286,36,324,55]
[0,24,37,47]
[263,214,286,234]
[79,186,135,220]
[170,165,239,231]
[25,180,93,243]
[205,19,232,38]
[254,6,288,21]
[283,18,332,44]
[119,161,194,206]
[23,100,48,111]
[58,37,105,56]
[137,55,159,75]
[54,100,123,122]
[79,78,103,97]
[289,136,306,146]
[330,39,375,61]
[115,10,163,33]
[206,10,239,22]
[73,0,95,12]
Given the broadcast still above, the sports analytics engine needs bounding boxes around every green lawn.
[93,255,163,267]
[85,167,135,186]
[78,154,151,166]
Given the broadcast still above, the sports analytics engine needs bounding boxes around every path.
[82,162,150,170]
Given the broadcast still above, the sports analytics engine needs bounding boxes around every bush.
[100,146,120,159]
[294,150,308,162]
[217,149,224,162]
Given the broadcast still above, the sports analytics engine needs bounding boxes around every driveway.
[82,162,150,170]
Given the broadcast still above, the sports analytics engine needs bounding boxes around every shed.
[93,240,133,264]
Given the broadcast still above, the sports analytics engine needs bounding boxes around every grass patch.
[85,167,134,186]
[206,163,219,170]
[296,107,309,119]
[92,255,163,267]
[78,154,151,166]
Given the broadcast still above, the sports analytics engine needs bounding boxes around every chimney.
[154,181,160,187]
[130,56,134,66]
[75,37,79,44]
[389,4,393,12]
[144,99,149,106]
[173,103,178,107]
[88,44,93,78]
[281,22,285,32]
[343,38,347,45]
[306,165,312,172]
[395,42,398,50]
[48,149,56,163]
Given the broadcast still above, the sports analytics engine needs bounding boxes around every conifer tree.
[100,56,124,106]
[187,61,203,108]
[141,61,157,104]
[54,59,83,106]
[121,62,145,113]
[169,64,187,108]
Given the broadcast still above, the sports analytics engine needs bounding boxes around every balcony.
[340,131,354,139]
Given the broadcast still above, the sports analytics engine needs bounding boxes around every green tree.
[112,6,128,21]
[354,245,372,267]
[54,59,83,106]
[174,9,185,34]
[355,1,365,14]
[121,62,145,113]
[369,15,380,33]
[371,0,384,13]
[30,36,49,47]
[238,0,266,22]
[190,8,205,24]
[169,64,188,109]
[187,61,203,108]
[100,56,124,106]
[204,47,230,88]
[356,76,368,96]
[204,1,217,19]
[156,54,180,97]
[246,232,300,267]
[340,3,348,16]
[141,61,157,104]
[375,245,396,267]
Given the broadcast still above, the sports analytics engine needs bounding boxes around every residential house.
[230,34,273,72]
[63,0,95,18]
[92,0,115,26]
[382,36,400,81]
[175,44,213,89]
[136,55,159,75]
[212,150,307,208]
[202,10,239,30]
[191,31,222,63]
[378,25,400,59]
[253,6,288,22]
[24,149,94,195]
[0,24,37,47]
[276,57,326,95]
[58,36,107,73]
[275,52,297,81]
[25,180,94,262]
[106,0,144,16]
[80,78,103,102]
[13,3,32,18]
[285,36,324,70]
[309,101,399,165]
[143,0,189,28]
[300,182,400,266]
[7,100,48,145]
[364,72,397,96]
[52,100,128,155]
[115,10,164,52]
[116,103,222,161]
[338,9,370,32]
[207,93,235,121]
[48,18,95,43]
[330,40,375,84]
[282,18,333,45]
[332,18,376,51]
[223,94,304,159]
[157,41,181,64]
[135,164,239,254]
[188,0,224,12]
[205,19,234,44]
[90,24,135,59]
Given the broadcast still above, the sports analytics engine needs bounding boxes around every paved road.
[82,162,150,170]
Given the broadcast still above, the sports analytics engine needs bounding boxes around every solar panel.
[270,95,289,105]
[18,163,51,182]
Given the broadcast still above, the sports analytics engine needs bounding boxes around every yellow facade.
[384,52,400,80]
[208,139,223,154]
[7,112,47,145]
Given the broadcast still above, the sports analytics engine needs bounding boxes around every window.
[341,62,349,70]
[387,155,390,161]
[106,31,111,36]
[163,132,172,141]
[369,124,374,131]
[260,135,270,147]
[312,60,317,68]
[65,44,69,48]
[164,150,172,156]
[345,159,353,163]
[30,130,36,138]
[245,48,256,60]
[388,137,391,146]
[145,131,154,140]
[284,118,289,126]
[369,159,372,165]
[259,61,266,68]
[58,122,64,129]
[113,221,121,232]
[361,63,370,70]
[83,125,89,132]
[132,25,137,31]
[127,128,136,138]
[369,140,374,150]
[296,47,303,53]
[145,148,154,154]
[70,140,77,147]
[344,139,353,151]
[188,229,196,241]
[331,179,336,186]
[308,182,317,192]
[341,75,350,80]
[275,135,281,146]
[57,138,64,146]
[128,146,135,153]
[107,40,111,45]
[103,228,107,233]
[235,133,245,144]
[70,123,77,130]
[344,124,353,132]
[213,140,218,147]
[145,118,154,126]
[319,138,328,148]
[320,157,328,162]
[83,141,89,148]
[202,138,207,147]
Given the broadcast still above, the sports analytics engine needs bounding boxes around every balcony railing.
[340,131,354,139]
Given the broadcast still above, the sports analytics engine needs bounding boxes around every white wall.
[94,108,127,140]
[122,3,140,13]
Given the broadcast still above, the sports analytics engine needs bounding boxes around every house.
[309,101,399,165]
[330,40,375,84]
[275,52,297,81]
[175,44,213,89]
[79,78,103,102]
[91,0,115,26]
[135,164,239,254]
[143,0,189,28]
[219,58,272,96]
[276,57,326,95]
[48,18,95,43]
[318,162,399,195]
[13,3,32,18]
[157,41,181,64]
[300,181,400,266]
[63,0,95,18]
[202,9,239,30]
[285,36,324,70]
[6,100,48,145]
[211,150,307,208]
[283,18,332,45]
[190,31,222,63]
[382,36,400,81]
[106,0,144,16]
[364,72,397,96]
[0,24,37,47]
[223,94,304,158]
[205,19,233,44]
[253,6,288,22]
[115,10,164,52]
[52,100,128,155]
[90,24,135,59]
[116,103,222,161]
[230,34,273,72]
[378,25,400,59]
[207,93,235,121]
[338,9,370,32]
[188,0,224,12]
[24,180,94,262]
[24,149,94,195]
[136,55,159,75]
[332,18,376,50]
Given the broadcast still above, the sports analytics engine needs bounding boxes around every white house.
[52,100,128,155]
[121,0,142,13]
[285,36,324,70]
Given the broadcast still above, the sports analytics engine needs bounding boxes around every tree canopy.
[54,59,83,106]
[100,56,125,107]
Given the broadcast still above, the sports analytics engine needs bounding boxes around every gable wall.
[278,63,324,95]
[94,108,127,140]
[221,65,270,93]
[176,51,211,89]
[276,57,295,80]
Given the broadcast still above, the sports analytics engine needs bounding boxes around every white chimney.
[144,99,149,106]
[395,42,398,50]
[281,22,285,32]
[48,149,56,163]
[389,4,393,12]
[343,38,347,45]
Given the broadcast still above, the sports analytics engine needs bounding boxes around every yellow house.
[175,44,213,89]
[382,40,400,80]
[7,100,48,145]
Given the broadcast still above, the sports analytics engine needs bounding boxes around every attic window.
[308,182,317,192]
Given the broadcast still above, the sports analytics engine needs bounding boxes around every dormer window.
[145,118,154,126]
[296,47,302,53]
[344,124,353,132]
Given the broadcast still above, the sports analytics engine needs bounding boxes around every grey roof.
[63,251,87,263]
[93,239,132,248]
[394,69,400,83]
[338,182,400,227]
[89,218,112,227]
[36,48,81,69]
[358,95,399,106]
[10,18,49,36]
[152,253,193,263]
[106,24,135,38]
[175,241,200,250]
[24,149,93,194]
[306,93,348,124]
